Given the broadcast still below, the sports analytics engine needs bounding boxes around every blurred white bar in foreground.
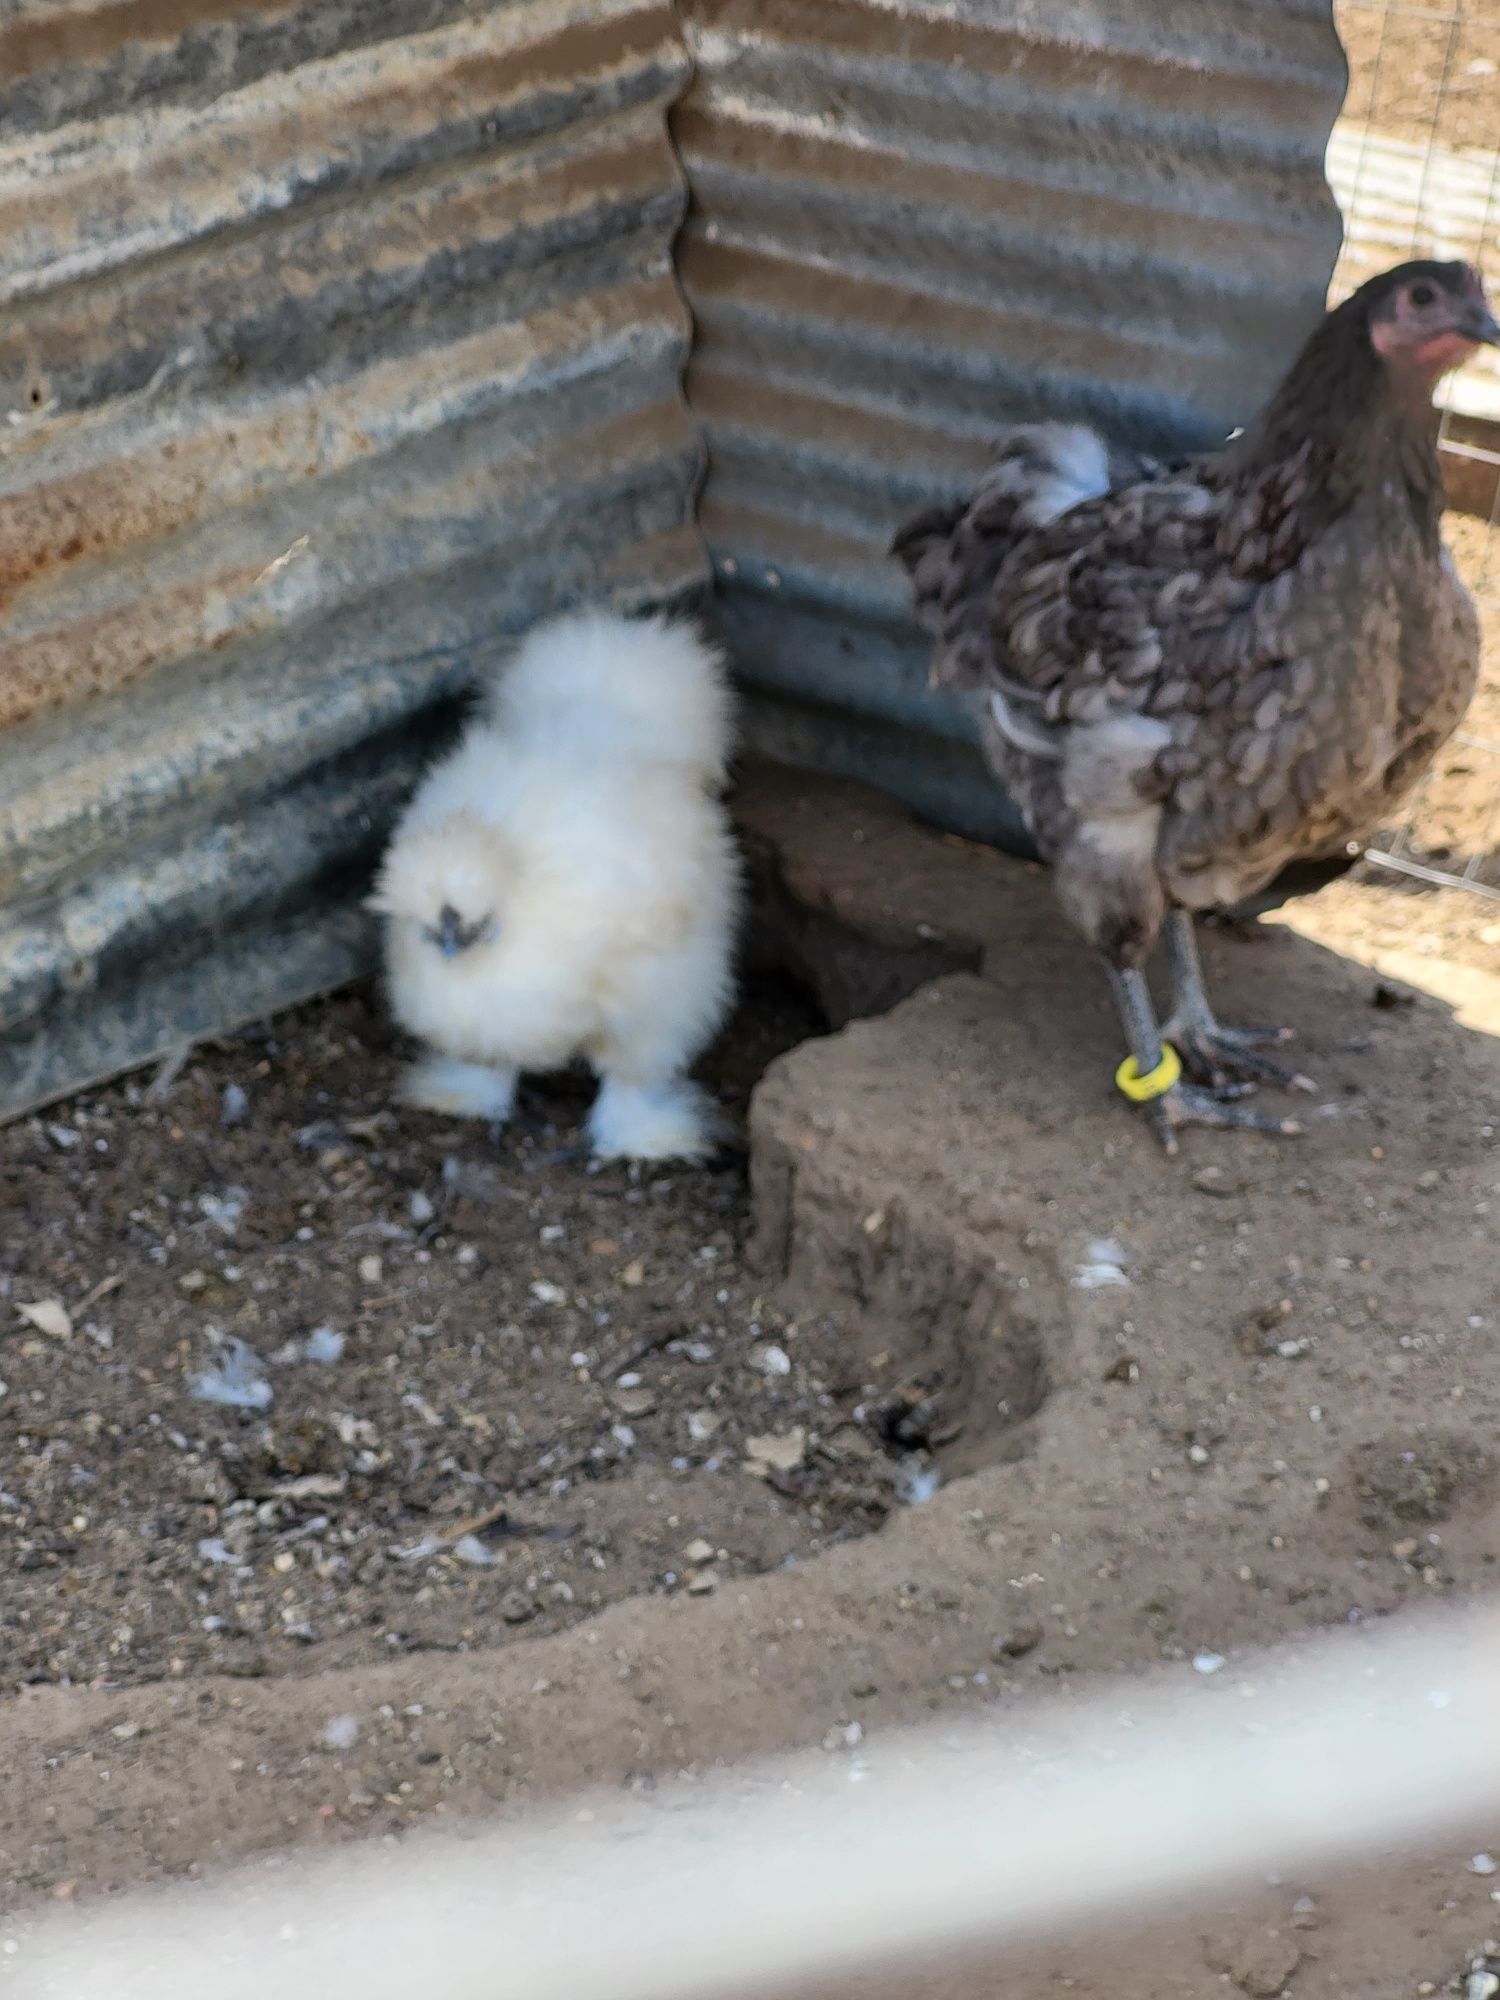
[15,1605,1500,2000]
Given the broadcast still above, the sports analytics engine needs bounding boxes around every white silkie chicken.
[370,610,740,1161]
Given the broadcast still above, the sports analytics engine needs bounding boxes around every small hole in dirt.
[871,1384,947,1453]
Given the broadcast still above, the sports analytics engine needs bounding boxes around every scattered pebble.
[611,1386,658,1418]
[271,1473,345,1502]
[752,1344,792,1377]
[318,1714,360,1753]
[992,1625,1043,1661]
[15,1299,72,1341]
[531,1281,567,1306]
[1193,1651,1226,1675]
[1471,1854,1498,1877]
[409,1190,436,1226]
[1192,1166,1244,1198]
[745,1428,806,1475]
[220,1083,250,1127]
[822,1721,863,1752]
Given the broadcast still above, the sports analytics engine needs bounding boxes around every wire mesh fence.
[1327,0,1500,906]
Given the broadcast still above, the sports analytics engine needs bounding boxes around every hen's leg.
[1106,965,1303,1156]
[1162,911,1315,1094]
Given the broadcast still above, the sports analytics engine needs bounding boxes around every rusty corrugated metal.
[673,0,1350,840]
[0,0,706,1118]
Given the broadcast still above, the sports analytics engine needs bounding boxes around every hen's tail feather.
[893,423,1126,675]
[890,500,969,636]
[890,500,967,569]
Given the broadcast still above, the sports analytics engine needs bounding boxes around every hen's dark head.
[1359,259,1499,384]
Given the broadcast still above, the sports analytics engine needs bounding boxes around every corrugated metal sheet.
[673,0,1350,841]
[0,0,706,1118]
[0,0,1355,1117]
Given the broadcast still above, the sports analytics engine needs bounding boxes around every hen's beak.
[1461,302,1500,346]
[436,903,466,959]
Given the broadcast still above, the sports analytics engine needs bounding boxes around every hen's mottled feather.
[894,264,1486,959]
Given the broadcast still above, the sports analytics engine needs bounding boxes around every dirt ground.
[8,759,1500,2000]
[2,969,965,1693]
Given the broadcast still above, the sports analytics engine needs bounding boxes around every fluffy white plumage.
[371,609,740,1161]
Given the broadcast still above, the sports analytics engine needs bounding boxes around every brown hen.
[893,259,1498,1152]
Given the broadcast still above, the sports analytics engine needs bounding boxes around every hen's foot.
[1144,1081,1304,1157]
[1161,910,1316,1096]
[1164,1018,1316,1096]
[1107,964,1305,1155]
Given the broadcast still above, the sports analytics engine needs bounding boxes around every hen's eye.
[1409,282,1436,307]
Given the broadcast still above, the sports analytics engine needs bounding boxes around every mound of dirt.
[6,765,1500,2000]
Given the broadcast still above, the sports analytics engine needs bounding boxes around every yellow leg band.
[1115,1042,1182,1104]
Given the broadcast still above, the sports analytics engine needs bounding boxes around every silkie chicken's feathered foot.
[1106,963,1304,1158]
[402,1054,519,1123]
[587,1076,726,1163]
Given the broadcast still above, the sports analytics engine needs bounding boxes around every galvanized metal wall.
[0,0,1354,1117]
[673,0,1351,843]
[0,0,705,1117]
